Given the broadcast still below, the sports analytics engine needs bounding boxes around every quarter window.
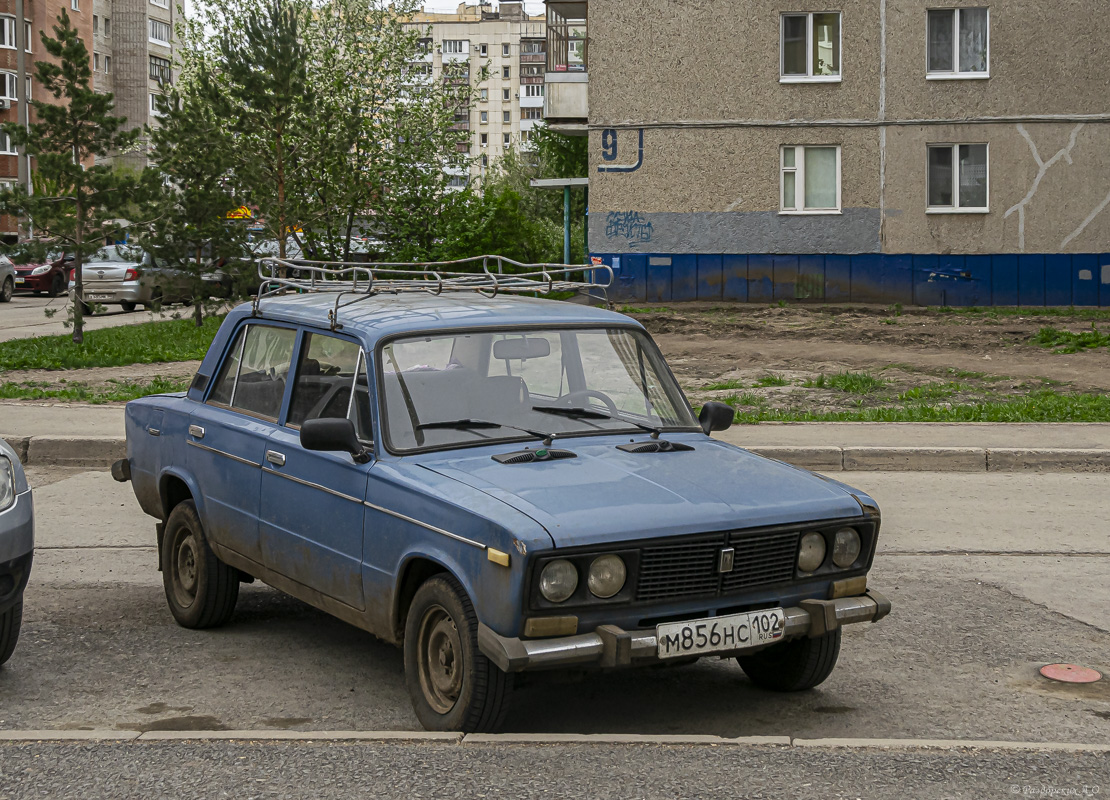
[927,144,988,212]
[927,8,988,76]
[781,12,841,81]
[208,325,297,420]
[780,145,841,213]
[287,333,371,440]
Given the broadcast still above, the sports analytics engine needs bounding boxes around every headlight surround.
[832,527,861,568]
[797,532,826,573]
[539,559,578,603]
[31,265,51,276]
[587,554,627,599]
[0,456,15,512]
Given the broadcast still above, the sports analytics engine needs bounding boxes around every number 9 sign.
[597,128,645,174]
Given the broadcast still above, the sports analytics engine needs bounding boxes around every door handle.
[147,427,161,436]
[266,450,286,467]
[188,425,205,439]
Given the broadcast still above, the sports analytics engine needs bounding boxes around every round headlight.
[587,554,627,599]
[797,532,827,573]
[539,559,578,603]
[832,528,861,568]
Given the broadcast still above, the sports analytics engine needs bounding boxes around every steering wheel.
[555,389,619,416]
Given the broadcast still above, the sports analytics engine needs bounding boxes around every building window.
[150,55,171,83]
[480,132,487,147]
[501,65,510,80]
[521,64,543,78]
[927,144,988,212]
[523,108,542,120]
[150,92,164,116]
[481,154,488,167]
[104,55,111,73]
[0,131,16,154]
[522,41,543,55]
[151,0,169,7]
[447,174,467,188]
[149,18,170,45]
[503,132,510,147]
[93,15,98,32]
[480,110,487,123]
[0,17,15,49]
[442,39,466,54]
[71,0,79,11]
[502,110,510,123]
[0,71,16,101]
[524,84,544,97]
[927,8,988,77]
[24,75,30,99]
[479,88,488,100]
[24,21,30,51]
[502,42,510,56]
[780,145,841,213]
[103,17,110,35]
[93,52,100,71]
[479,43,487,57]
[781,12,841,81]
[502,88,510,101]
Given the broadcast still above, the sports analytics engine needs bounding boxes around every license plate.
[14,277,24,284]
[657,608,785,659]
[86,294,112,300]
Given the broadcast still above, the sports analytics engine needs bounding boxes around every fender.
[158,467,208,524]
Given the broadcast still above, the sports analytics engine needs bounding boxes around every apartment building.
[1,0,94,241]
[408,1,545,186]
[92,0,173,167]
[550,1,1110,306]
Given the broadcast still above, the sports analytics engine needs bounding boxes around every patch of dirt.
[2,360,200,392]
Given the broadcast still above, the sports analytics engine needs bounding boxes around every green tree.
[0,10,142,343]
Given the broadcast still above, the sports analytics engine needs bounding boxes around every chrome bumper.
[478,590,891,674]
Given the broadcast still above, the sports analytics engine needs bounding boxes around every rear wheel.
[161,500,239,629]
[736,629,841,691]
[0,277,12,303]
[120,300,137,313]
[404,574,513,732]
[0,598,23,666]
[146,287,164,312]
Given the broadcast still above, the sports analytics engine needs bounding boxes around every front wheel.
[0,598,23,666]
[404,575,513,732]
[161,500,239,629]
[736,629,841,691]
[49,273,65,297]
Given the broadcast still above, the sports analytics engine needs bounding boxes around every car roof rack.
[252,255,613,331]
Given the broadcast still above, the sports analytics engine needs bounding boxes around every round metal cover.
[1039,663,1102,683]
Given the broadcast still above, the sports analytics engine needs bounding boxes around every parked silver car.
[69,247,230,313]
[0,255,14,303]
[0,439,33,666]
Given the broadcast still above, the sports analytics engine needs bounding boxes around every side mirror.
[698,401,734,434]
[300,417,371,463]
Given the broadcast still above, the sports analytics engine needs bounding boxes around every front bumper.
[478,590,891,673]
[13,272,50,292]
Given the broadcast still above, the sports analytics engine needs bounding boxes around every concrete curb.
[4,433,1110,472]
[0,730,1106,752]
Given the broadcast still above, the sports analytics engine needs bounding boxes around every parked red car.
[12,253,73,297]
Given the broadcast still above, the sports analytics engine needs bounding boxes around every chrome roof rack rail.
[251,255,613,330]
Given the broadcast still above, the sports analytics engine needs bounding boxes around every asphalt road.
[0,295,186,342]
[1,468,1108,796]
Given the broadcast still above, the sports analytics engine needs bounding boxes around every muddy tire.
[736,629,841,692]
[0,277,12,303]
[404,574,513,732]
[161,500,239,629]
[0,598,23,666]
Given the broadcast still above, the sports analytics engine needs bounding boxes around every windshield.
[380,327,699,453]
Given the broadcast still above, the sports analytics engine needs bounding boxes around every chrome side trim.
[363,501,485,550]
[262,466,362,505]
[185,439,260,468]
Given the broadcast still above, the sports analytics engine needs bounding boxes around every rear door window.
[207,324,296,420]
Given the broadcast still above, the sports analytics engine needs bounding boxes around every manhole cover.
[1040,663,1103,684]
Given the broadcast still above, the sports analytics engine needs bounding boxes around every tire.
[736,629,841,692]
[49,273,65,297]
[0,277,12,303]
[403,574,513,732]
[0,598,23,666]
[161,500,239,629]
[79,301,94,316]
[146,288,164,312]
[120,301,137,313]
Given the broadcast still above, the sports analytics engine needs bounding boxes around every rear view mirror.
[493,337,551,361]
[698,401,735,434]
[300,418,371,463]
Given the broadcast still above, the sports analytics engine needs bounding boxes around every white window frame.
[926,142,989,213]
[779,12,842,83]
[150,92,162,116]
[503,132,511,147]
[0,131,17,155]
[502,88,510,101]
[502,42,510,57]
[524,84,544,97]
[479,88,487,100]
[24,75,30,99]
[501,65,510,80]
[442,39,466,54]
[104,54,111,73]
[779,145,842,215]
[926,7,989,80]
[479,42,487,57]
[24,21,31,51]
[71,0,79,11]
[93,52,100,71]
[103,17,110,36]
[479,110,488,123]
[0,71,16,102]
[150,0,169,7]
[0,16,15,49]
[502,110,510,123]
[149,18,170,45]
[480,132,488,147]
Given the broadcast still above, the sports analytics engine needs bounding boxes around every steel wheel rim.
[170,526,199,609]
[1,280,11,301]
[417,604,463,714]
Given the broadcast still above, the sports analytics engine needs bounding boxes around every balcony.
[544,1,587,133]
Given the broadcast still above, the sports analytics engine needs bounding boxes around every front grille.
[636,529,800,603]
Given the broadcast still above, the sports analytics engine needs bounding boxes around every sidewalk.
[2,402,1109,471]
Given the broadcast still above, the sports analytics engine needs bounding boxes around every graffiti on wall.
[598,129,644,173]
[605,211,653,245]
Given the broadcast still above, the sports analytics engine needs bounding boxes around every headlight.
[539,559,578,603]
[31,265,50,275]
[0,456,15,512]
[797,532,826,573]
[587,554,626,598]
[832,528,861,568]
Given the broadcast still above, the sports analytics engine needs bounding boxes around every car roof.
[245,291,639,344]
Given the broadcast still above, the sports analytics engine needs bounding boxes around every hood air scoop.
[617,440,695,453]
[492,447,577,464]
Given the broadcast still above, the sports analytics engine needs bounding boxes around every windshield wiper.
[416,418,558,446]
[531,405,664,438]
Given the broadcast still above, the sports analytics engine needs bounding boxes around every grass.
[619,306,673,314]
[702,378,746,391]
[729,390,1110,424]
[824,371,887,394]
[938,306,1110,320]
[897,382,967,402]
[1033,324,1110,353]
[0,377,190,404]
[753,373,789,387]
[0,315,223,371]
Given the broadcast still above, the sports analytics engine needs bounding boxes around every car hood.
[418,435,865,548]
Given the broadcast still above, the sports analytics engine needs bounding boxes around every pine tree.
[0,10,143,343]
